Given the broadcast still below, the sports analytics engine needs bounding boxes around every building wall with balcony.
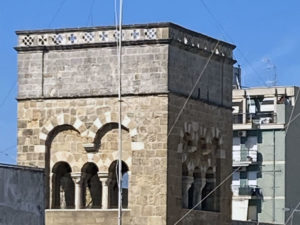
[232,86,300,225]
[232,129,286,224]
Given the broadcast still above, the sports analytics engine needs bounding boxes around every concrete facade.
[16,23,235,225]
[232,86,300,224]
[0,164,44,225]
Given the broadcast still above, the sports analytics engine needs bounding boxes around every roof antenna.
[263,58,278,87]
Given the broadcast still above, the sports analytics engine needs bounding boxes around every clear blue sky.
[0,0,300,164]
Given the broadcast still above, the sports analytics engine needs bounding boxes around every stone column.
[182,176,194,208]
[193,177,203,210]
[98,173,109,209]
[71,172,82,210]
[49,173,53,209]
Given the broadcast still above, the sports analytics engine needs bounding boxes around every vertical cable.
[272,130,276,222]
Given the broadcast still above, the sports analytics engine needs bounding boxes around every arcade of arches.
[51,161,129,209]
[179,126,222,212]
[47,123,131,210]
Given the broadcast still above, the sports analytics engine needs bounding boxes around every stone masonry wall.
[167,94,233,225]
[18,45,168,99]
[168,45,233,108]
[17,95,168,225]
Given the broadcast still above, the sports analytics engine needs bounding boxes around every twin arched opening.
[183,166,219,211]
[45,121,132,210]
[51,160,129,210]
[182,137,221,212]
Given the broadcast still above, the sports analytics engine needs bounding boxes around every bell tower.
[16,23,235,225]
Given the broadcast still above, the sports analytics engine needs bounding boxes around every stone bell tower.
[16,23,235,225]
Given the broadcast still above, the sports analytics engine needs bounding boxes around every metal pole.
[118,1,124,225]
[272,130,276,222]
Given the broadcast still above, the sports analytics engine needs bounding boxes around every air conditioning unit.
[238,131,247,137]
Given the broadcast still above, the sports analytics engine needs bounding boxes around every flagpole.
[117,0,124,225]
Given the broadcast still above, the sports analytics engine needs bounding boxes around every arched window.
[52,162,74,209]
[192,167,202,210]
[182,162,194,209]
[108,160,129,209]
[186,167,202,210]
[188,183,194,209]
[202,167,216,211]
[81,162,102,208]
[182,163,188,176]
[212,138,221,212]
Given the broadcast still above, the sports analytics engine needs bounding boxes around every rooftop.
[0,163,44,172]
[233,86,299,97]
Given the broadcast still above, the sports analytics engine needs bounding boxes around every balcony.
[239,186,255,195]
[233,112,277,125]
[233,149,257,167]
[233,112,278,130]
[232,185,261,197]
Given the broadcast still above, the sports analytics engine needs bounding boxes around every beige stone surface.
[18,96,168,225]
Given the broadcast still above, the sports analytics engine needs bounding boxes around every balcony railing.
[233,149,257,163]
[232,185,261,196]
[233,112,277,125]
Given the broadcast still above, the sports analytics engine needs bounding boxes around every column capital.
[98,172,110,185]
[71,172,82,184]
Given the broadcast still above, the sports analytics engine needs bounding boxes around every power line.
[0,79,17,109]
[285,111,300,131]
[0,144,17,162]
[48,0,68,28]
[0,144,16,154]
[0,152,16,161]
[86,0,96,26]
[285,87,300,136]
[285,201,300,225]
[199,0,267,87]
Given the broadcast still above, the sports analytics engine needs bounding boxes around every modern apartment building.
[231,86,300,224]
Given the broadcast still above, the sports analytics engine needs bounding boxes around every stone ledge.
[45,209,131,212]
[15,22,235,58]
[15,39,171,52]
